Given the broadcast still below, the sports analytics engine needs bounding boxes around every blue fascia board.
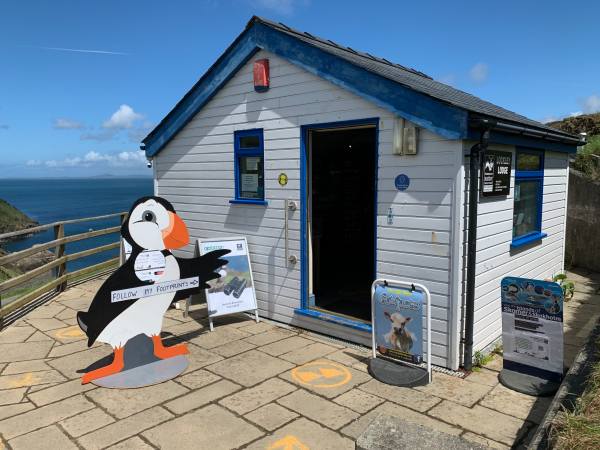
[467,129,578,154]
[294,308,372,333]
[145,23,469,157]
[510,232,547,250]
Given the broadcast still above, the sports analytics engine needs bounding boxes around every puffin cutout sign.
[77,196,229,388]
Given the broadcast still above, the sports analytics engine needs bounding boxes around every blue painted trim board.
[233,128,265,202]
[144,22,469,157]
[466,129,578,154]
[512,148,545,247]
[298,117,378,332]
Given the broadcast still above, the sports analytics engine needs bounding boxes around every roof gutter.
[469,116,585,146]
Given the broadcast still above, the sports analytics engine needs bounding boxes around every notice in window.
[241,174,258,193]
[245,157,260,171]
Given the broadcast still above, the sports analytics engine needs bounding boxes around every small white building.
[142,17,582,370]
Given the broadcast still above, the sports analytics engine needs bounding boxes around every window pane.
[239,135,260,149]
[513,179,540,237]
[239,155,264,199]
[517,152,541,171]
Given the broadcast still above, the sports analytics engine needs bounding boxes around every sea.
[0,178,153,272]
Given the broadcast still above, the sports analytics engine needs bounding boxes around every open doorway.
[307,125,377,322]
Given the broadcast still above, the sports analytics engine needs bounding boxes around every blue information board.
[501,277,564,382]
[394,174,410,191]
[373,285,423,364]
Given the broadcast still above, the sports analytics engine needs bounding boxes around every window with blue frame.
[512,148,546,247]
[232,129,265,204]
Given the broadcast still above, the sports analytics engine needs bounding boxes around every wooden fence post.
[54,223,66,292]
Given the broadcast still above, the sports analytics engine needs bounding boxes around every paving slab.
[479,383,552,424]
[0,402,35,421]
[8,425,78,450]
[333,388,385,414]
[46,325,87,343]
[25,318,66,331]
[257,335,314,356]
[243,327,297,346]
[0,387,26,405]
[48,340,96,358]
[277,389,359,430]
[106,436,155,450]
[359,379,441,412]
[1,359,51,375]
[25,330,54,342]
[28,378,96,406]
[414,372,492,407]
[0,325,36,344]
[47,345,115,379]
[59,407,115,437]
[462,432,511,449]
[164,379,240,415]
[0,369,66,389]
[325,347,371,371]
[465,368,499,387]
[428,400,530,446]
[244,403,299,431]
[206,349,294,387]
[26,303,66,319]
[219,377,297,415]
[212,338,256,357]
[87,379,188,418]
[0,341,53,363]
[175,368,221,390]
[189,326,251,349]
[238,321,276,334]
[279,341,339,364]
[0,394,94,439]
[341,401,462,440]
[482,355,503,372]
[245,417,354,450]
[143,404,263,450]
[77,406,173,450]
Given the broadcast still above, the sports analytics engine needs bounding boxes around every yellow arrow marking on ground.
[55,326,84,339]
[267,435,309,450]
[290,360,352,389]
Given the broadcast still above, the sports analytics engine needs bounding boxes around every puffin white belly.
[97,255,180,348]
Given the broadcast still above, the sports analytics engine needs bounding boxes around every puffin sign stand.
[76,196,229,388]
[368,279,432,387]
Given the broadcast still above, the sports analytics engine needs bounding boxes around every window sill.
[294,308,372,332]
[229,199,268,206]
[510,232,547,249]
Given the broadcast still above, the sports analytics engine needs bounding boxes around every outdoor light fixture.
[392,117,419,155]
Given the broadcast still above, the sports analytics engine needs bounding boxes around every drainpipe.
[463,121,494,371]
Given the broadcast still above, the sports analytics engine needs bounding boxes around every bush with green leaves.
[553,273,575,301]
[572,135,600,181]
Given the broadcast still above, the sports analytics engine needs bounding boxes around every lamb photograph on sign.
[197,236,259,330]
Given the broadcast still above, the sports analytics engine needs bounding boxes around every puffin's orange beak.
[162,212,189,249]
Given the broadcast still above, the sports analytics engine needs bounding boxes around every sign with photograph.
[501,277,564,381]
[372,284,424,364]
[197,237,258,320]
[481,150,512,196]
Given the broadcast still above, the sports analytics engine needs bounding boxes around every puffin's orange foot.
[152,335,189,359]
[81,347,124,384]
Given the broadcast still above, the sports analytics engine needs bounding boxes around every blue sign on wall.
[395,174,410,191]
[373,285,423,364]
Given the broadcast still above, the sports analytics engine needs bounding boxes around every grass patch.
[472,343,503,371]
[552,339,600,449]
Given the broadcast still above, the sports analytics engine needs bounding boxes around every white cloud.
[580,94,600,114]
[37,46,127,56]
[31,151,147,169]
[54,118,84,129]
[469,62,488,83]
[569,111,583,117]
[252,0,308,15]
[103,104,144,129]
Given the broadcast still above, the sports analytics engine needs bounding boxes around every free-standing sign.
[198,236,259,330]
[481,150,512,196]
[369,279,431,387]
[500,277,564,393]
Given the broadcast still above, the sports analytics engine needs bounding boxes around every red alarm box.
[253,59,270,92]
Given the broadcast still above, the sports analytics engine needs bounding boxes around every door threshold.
[294,307,372,333]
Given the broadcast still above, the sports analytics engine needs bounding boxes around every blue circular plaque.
[395,174,410,191]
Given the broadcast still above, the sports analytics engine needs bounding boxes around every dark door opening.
[308,126,376,322]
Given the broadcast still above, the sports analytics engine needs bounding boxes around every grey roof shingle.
[255,17,575,139]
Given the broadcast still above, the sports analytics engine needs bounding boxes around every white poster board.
[197,236,259,330]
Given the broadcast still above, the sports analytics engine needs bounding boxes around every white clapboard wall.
[153,50,464,368]
[460,145,569,354]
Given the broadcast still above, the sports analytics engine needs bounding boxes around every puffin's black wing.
[77,257,152,347]
[172,249,231,301]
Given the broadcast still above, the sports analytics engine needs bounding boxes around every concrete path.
[0,269,598,450]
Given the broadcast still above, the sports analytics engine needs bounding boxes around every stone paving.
[0,269,598,450]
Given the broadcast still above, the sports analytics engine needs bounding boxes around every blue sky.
[0,0,598,177]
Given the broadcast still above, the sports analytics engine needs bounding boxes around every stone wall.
[566,169,600,271]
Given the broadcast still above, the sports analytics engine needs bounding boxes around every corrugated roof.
[254,17,575,139]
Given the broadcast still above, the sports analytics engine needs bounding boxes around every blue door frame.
[294,118,379,333]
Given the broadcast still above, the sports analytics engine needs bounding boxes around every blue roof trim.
[466,129,578,154]
[144,22,469,157]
